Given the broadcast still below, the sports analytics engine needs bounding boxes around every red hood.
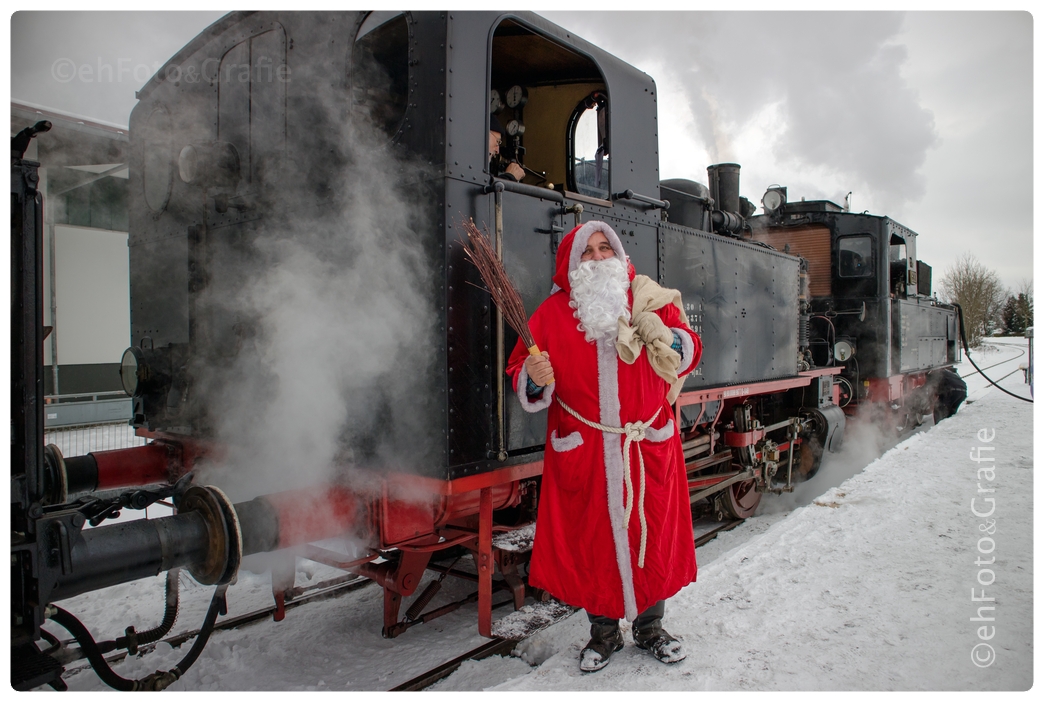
[552,221,634,294]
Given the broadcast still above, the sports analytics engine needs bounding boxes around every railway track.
[961,341,1026,378]
[966,367,1026,403]
[391,517,745,691]
[55,517,746,691]
[56,574,376,678]
[694,518,744,548]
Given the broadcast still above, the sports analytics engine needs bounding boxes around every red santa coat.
[506,221,702,620]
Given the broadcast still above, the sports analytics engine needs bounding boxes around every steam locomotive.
[11,11,965,690]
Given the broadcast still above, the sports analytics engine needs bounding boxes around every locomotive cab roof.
[775,199,845,214]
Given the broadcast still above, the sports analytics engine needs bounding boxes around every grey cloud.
[11,11,225,125]
[545,12,937,211]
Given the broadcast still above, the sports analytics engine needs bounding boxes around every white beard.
[568,257,631,347]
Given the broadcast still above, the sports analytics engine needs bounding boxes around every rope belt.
[555,396,661,568]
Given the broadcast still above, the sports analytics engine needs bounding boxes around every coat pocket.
[550,430,584,452]
[644,419,675,443]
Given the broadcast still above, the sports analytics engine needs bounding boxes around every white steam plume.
[193,117,439,503]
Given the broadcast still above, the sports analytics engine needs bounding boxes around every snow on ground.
[443,338,1034,691]
[37,338,1033,691]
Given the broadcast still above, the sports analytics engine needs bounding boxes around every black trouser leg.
[633,600,665,638]
[586,611,622,642]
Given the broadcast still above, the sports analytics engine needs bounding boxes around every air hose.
[95,568,181,655]
[49,607,135,691]
[48,582,228,691]
[954,303,1032,403]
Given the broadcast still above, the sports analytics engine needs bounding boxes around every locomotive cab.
[488,18,610,199]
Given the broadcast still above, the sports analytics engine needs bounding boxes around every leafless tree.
[938,253,1006,346]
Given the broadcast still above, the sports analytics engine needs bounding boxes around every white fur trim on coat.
[597,341,638,622]
[516,362,554,413]
[644,419,675,443]
[550,430,583,452]
[671,327,696,373]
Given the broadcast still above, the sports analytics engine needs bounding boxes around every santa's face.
[568,239,630,346]
[580,232,615,261]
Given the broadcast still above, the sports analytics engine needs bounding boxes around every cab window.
[568,92,609,199]
[889,236,908,297]
[838,235,874,278]
[351,12,409,138]
[490,18,606,192]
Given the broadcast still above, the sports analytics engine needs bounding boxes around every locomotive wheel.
[794,436,824,481]
[894,409,912,435]
[930,368,968,424]
[719,478,761,519]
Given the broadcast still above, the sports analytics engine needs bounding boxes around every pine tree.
[1001,295,1021,334]
[1016,292,1033,332]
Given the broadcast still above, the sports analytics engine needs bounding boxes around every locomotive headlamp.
[120,347,142,397]
[178,145,199,185]
[834,340,855,363]
[762,186,787,214]
[119,345,172,399]
[178,141,241,188]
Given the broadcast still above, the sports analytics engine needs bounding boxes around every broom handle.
[526,345,555,385]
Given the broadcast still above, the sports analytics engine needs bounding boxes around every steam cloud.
[189,97,439,502]
[759,412,935,516]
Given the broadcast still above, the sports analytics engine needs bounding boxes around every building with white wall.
[13,102,132,425]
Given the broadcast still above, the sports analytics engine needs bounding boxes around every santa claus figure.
[506,220,702,673]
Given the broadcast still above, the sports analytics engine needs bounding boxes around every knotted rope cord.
[555,396,661,568]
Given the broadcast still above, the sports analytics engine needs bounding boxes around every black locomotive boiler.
[11,10,964,690]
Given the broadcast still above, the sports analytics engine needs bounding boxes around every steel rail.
[389,636,518,691]
[965,367,1024,404]
[693,519,745,549]
[960,345,1025,379]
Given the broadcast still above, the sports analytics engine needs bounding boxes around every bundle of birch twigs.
[457,218,551,379]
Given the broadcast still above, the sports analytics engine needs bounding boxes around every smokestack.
[706,163,745,234]
[707,163,741,216]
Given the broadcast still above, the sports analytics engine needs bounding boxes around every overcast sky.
[8,10,1035,291]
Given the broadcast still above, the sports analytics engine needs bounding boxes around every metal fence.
[43,422,148,458]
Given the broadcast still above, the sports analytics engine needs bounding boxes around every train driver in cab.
[507,221,703,673]
[489,115,525,182]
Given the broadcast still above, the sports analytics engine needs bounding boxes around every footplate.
[490,599,577,640]
[491,523,535,553]
[11,642,65,691]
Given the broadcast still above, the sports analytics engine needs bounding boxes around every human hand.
[505,162,525,181]
[525,351,554,386]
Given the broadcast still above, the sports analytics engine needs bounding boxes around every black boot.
[580,615,624,673]
[632,601,685,664]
